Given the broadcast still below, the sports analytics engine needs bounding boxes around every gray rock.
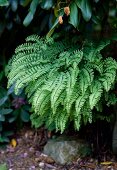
[43,136,90,165]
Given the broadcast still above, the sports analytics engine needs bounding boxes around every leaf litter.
[0,126,117,170]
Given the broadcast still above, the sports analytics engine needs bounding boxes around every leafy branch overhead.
[0,0,116,35]
[7,35,117,133]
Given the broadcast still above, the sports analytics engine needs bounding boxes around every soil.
[0,126,117,170]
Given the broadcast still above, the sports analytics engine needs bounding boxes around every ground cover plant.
[0,70,30,143]
[7,35,117,133]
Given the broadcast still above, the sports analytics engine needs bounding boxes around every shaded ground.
[0,127,117,170]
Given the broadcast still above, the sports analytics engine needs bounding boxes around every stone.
[43,136,90,165]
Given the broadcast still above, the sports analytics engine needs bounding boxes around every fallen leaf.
[100,161,113,165]
[10,139,17,147]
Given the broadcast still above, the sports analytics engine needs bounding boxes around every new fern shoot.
[7,35,117,133]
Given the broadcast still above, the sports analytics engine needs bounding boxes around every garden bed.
[0,127,117,170]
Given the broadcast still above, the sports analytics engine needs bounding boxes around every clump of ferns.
[7,35,117,133]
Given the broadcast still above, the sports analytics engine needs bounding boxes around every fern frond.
[50,73,67,111]
[74,111,81,130]
[26,76,46,99]
[30,114,45,128]
[55,109,69,133]
[95,40,110,52]
[65,84,79,113]
[65,66,80,113]
[75,92,89,116]
[95,101,103,112]
[89,80,103,109]
[25,34,40,43]
[7,35,117,133]
[52,91,66,114]
[100,58,117,91]
[79,67,94,94]
[84,40,110,62]
[92,60,103,74]
[82,102,92,124]
[66,50,83,67]
[104,57,117,70]
[32,89,50,115]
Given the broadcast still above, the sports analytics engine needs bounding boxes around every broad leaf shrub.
[7,35,117,133]
[0,71,30,143]
[0,0,116,35]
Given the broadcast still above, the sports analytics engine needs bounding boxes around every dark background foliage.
[0,0,116,143]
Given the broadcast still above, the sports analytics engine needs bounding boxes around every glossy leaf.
[7,85,15,95]
[8,117,16,123]
[40,0,54,10]
[23,12,33,27]
[1,109,13,115]
[30,0,39,14]
[3,131,14,136]
[0,0,9,6]
[23,0,39,26]
[75,0,92,21]
[0,96,8,107]
[0,114,5,121]
[0,136,9,142]
[47,18,59,37]
[69,2,79,28]
[20,0,32,7]
[11,0,18,12]
[21,110,30,122]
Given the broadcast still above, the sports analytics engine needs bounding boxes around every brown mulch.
[0,127,117,170]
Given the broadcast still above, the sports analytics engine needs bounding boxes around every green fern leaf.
[74,112,81,130]
[79,67,94,94]
[82,102,92,124]
[100,58,117,92]
[51,73,67,112]
[32,89,50,115]
[7,35,116,133]
[65,65,79,112]
[89,80,103,109]
[66,84,80,113]
[75,92,88,116]
[25,34,40,43]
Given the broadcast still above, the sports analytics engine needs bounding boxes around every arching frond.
[7,35,117,133]
[89,80,103,109]
[79,67,94,94]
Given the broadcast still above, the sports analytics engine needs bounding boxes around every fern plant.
[7,35,117,133]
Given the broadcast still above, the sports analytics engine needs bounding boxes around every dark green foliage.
[0,0,116,37]
[0,71,30,143]
[7,35,117,133]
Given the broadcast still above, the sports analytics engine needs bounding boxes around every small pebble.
[39,162,45,168]
[90,158,94,162]
[29,165,35,170]
[29,147,35,153]
[0,150,5,154]
[21,152,28,158]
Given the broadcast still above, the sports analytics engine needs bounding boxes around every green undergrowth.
[7,34,117,133]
